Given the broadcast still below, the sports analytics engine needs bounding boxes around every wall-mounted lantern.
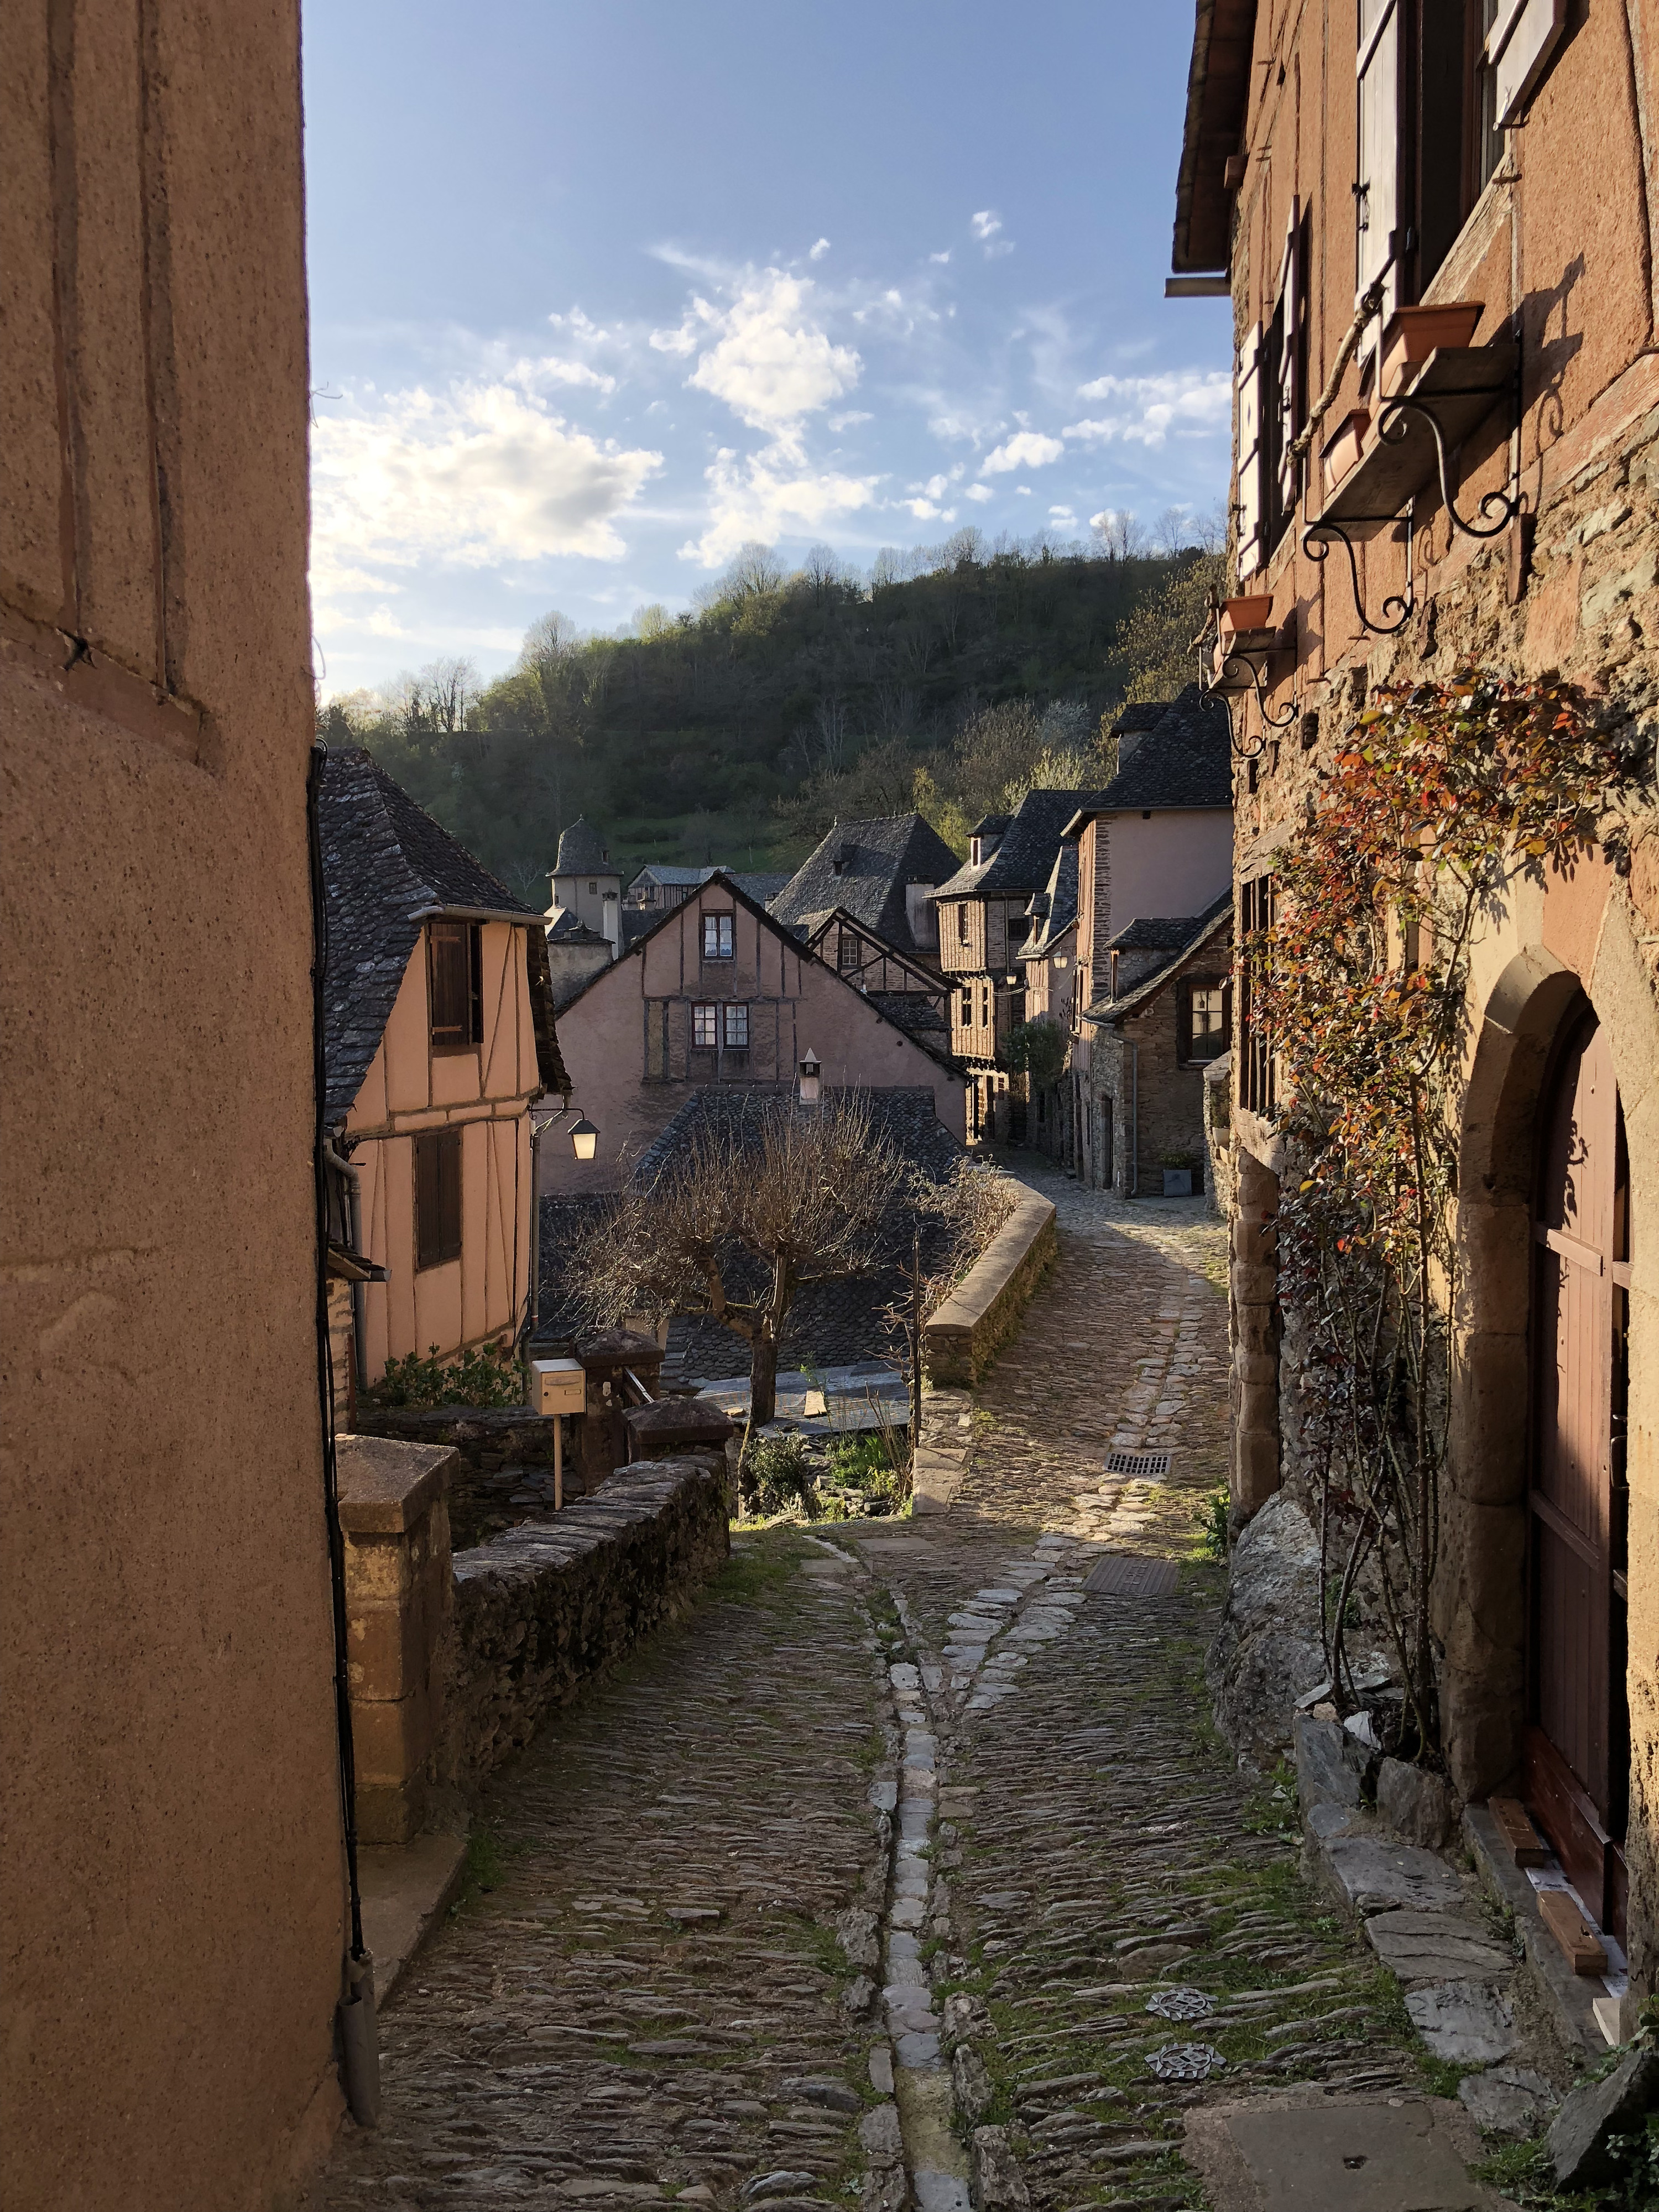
[797,1049,821,1106]
[569,1116,599,1161]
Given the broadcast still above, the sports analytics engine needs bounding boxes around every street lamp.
[570,1116,599,1161]
[797,1049,821,1105]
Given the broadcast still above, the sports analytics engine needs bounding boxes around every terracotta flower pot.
[1321,407,1371,491]
[1220,594,1275,640]
[1380,302,1485,394]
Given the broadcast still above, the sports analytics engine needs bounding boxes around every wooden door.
[1526,1009,1630,1943]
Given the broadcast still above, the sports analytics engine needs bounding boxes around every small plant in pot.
[1159,1150,1199,1197]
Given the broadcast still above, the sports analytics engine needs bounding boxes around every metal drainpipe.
[1128,1040,1139,1198]
[526,1112,544,1345]
[323,1139,369,1394]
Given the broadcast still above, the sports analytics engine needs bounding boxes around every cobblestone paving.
[315,1154,1459,2212]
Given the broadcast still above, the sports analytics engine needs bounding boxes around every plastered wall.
[1,2,348,2203]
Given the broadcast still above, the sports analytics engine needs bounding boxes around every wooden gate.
[1526,1008,1631,1943]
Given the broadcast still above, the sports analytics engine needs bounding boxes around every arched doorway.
[1527,1006,1631,1945]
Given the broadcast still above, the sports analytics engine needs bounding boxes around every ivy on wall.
[1250,674,1640,1760]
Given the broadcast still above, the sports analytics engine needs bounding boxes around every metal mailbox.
[529,1357,586,1417]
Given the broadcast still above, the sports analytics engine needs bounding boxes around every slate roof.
[317,747,560,1131]
[1084,892,1233,1025]
[547,908,610,946]
[1109,913,1213,952]
[868,992,950,1041]
[770,813,962,958]
[628,1083,965,1193]
[1067,685,1232,827]
[1019,841,1079,961]
[933,787,1113,902]
[554,818,611,873]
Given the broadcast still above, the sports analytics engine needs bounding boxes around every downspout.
[323,1138,369,1394]
[1128,1039,1139,1198]
[526,1112,543,1345]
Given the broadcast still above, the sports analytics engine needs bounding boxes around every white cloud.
[1048,506,1076,521]
[1065,369,1231,447]
[984,239,1014,260]
[904,498,943,519]
[685,271,861,439]
[929,249,951,265]
[678,445,880,567]
[649,306,708,357]
[828,410,873,430]
[511,354,618,395]
[310,382,663,580]
[979,431,1065,475]
[964,483,995,503]
[1015,484,1032,495]
[809,237,831,261]
[971,211,1002,242]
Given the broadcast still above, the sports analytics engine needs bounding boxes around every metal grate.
[1084,1552,1182,1599]
[1104,1451,1171,1477]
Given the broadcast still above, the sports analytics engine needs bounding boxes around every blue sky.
[303,1,1230,696]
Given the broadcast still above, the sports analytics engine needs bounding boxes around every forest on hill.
[319,525,1222,901]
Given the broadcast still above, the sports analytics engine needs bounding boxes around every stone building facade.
[1173,0,1659,2008]
[2,1,352,2201]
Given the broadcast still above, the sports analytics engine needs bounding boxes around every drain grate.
[1104,1451,1171,1477]
[1083,1552,1181,1598]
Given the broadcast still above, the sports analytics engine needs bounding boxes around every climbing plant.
[1252,672,1636,1760]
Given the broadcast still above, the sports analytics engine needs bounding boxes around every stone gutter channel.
[807,1530,1087,2212]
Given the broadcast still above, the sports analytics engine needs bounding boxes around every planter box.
[1162,1168,1194,1197]
[1321,407,1371,490]
[1380,303,1485,394]
[1220,593,1275,639]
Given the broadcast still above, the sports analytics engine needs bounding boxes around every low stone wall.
[352,1404,579,1547]
[922,1183,1056,1387]
[443,1454,730,1793]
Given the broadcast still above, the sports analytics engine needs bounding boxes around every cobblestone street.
[312,1157,1492,2212]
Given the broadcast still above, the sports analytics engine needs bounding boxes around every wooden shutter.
[427,922,479,1050]
[1355,0,1403,314]
[1236,324,1264,579]
[1275,201,1302,521]
[415,1129,462,1270]
[1489,0,1567,128]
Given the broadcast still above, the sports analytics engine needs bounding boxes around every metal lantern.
[570,1116,599,1161]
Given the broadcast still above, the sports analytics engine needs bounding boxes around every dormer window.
[428,921,482,1052]
[970,837,983,866]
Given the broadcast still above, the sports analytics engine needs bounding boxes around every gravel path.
[313,1157,1454,2212]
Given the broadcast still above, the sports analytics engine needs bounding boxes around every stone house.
[934,789,1113,1141]
[1078,897,1233,1197]
[1013,839,1082,1162]
[770,810,961,967]
[546,816,622,953]
[3,0,358,2198]
[1172,0,1659,2002]
[542,870,968,1193]
[320,748,566,1392]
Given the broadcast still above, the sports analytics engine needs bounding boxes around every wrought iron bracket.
[1375,392,1523,540]
[1302,517,1415,637]
[1196,617,1298,760]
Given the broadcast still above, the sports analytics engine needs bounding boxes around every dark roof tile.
[770,813,961,957]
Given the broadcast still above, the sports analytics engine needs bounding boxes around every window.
[587,879,597,894]
[1238,204,1303,574]
[1181,978,1232,1065]
[838,930,859,971]
[957,902,970,945]
[702,912,734,959]
[979,983,991,1027]
[959,987,972,1027]
[693,1003,718,1048]
[722,1003,749,1049]
[414,1129,462,1270]
[1240,875,1277,1114]
[428,922,482,1051]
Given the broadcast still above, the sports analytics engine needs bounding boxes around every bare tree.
[811,692,851,774]
[518,610,583,669]
[573,1097,906,1438]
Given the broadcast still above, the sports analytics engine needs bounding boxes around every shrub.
[370,1340,526,1410]
[746,1433,817,1519]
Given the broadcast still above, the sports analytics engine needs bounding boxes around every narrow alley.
[311,1165,1479,2212]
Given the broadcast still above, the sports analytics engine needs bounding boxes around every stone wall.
[924,1185,1057,1386]
[444,1455,730,1793]
[353,1403,579,1545]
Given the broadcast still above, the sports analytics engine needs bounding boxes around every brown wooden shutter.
[1275,200,1302,521]
[415,1129,462,1269]
[1355,0,1404,315]
[428,923,472,1048]
[1489,0,1567,128]
[1236,324,1264,578]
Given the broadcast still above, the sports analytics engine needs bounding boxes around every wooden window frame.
[414,1128,463,1271]
[692,1001,719,1048]
[722,1002,749,1049]
[1179,975,1233,1067]
[428,921,483,1054]
[957,902,971,945]
[1239,875,1277,1114]
[702,912,734,961]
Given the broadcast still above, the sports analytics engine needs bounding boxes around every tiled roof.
[628,863,792,902]
[629,1085,965,1192]
[868,992,949,1040]
[547,908,610,946]
[1084,893,1233,1025]
[317,747,556,1130]
[1069,685,1232,824]
[933,787,1114,901]
[1020,841,1079,961]
[1108,913,1212,952]
[554,817,611,873]
[770,813,962,958]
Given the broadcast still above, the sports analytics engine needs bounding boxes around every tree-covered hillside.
[319,527,1223,901]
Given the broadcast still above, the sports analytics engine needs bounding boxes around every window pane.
[702,914,733,958]
[693,1003,718,1047]
[415,1129,462,1269]
[723,1003,749,1048]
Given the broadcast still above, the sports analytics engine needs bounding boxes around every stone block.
[970,2127,1029,2212]
[1405,1978,1517,2065]
[1364,1910,1516,1985]
[1207,1491,1320,1761]
[1549,2048,1659,2188]
[1321,1835,1464,1917]
[1295,1714,1364,1813]
[1378,1759,1459,1849]
[1201,2099,1507,2211]
[1458,2065,1554,2137]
